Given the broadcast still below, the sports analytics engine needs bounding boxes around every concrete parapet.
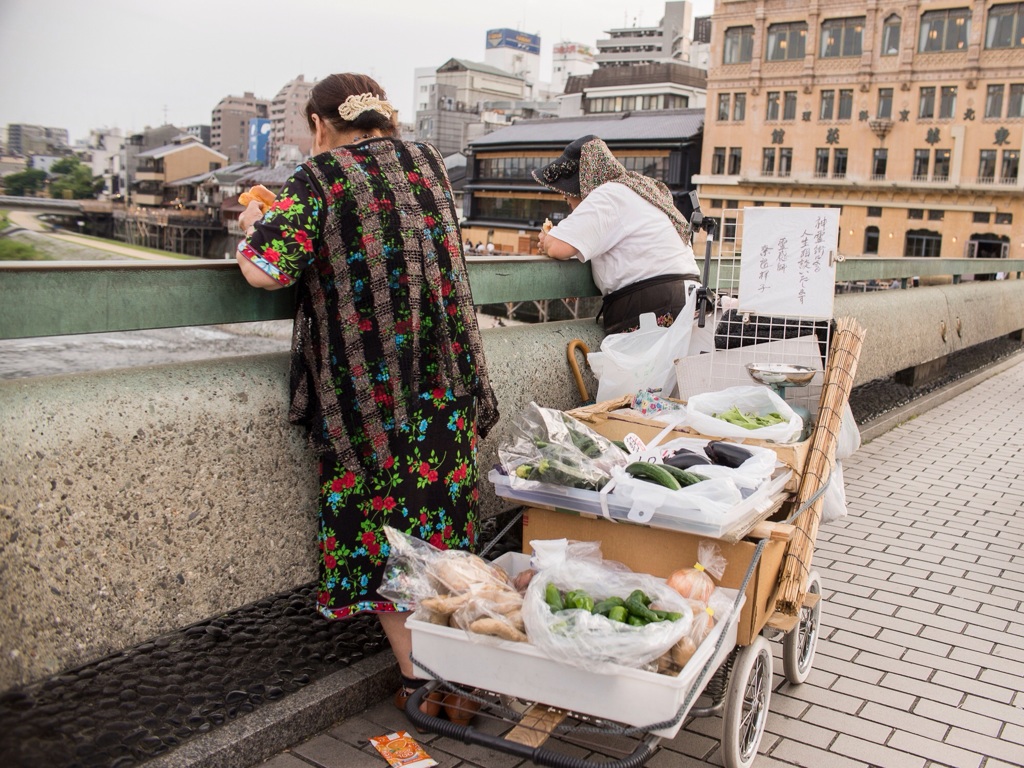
[2,280,1022,690]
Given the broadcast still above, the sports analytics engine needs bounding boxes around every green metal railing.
[0,256,1020,340]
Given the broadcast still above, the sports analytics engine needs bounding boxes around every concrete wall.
[2,281,1022,690]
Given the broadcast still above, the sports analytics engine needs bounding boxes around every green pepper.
[592,596,626,616]
[625,590,662,623]
[627,615,648,627]
[652,609,684,622]
[565,590,595,612]
[607,605,629,623]
[545,583,564,613]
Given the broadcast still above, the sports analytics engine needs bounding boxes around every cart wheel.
[782,570,822,685]
[721,635,772,768]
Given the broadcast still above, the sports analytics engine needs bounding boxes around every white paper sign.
[737,208,839,320]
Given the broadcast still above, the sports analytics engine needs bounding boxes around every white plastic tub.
[409,552,742,739]
[488,467,791,539]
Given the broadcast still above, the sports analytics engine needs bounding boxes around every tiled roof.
[468,109,705,148]
[136,139,228,160]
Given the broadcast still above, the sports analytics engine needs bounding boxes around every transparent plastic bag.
[499,402,627,491]
[522,557,694,673]
[686,385,803,443]
[664,540,728,605]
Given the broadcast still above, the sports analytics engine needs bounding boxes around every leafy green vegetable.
[713,405,785,429]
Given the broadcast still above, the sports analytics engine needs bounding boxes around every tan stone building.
[132,135,228,206]
[211,92,270,164]
[695,0,1024,263]
[269,75,315,166]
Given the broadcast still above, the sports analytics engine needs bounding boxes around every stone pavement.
[250,356,1024,768]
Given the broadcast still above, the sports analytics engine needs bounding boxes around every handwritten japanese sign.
[737,207,839,320]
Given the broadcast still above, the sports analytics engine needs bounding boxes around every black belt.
[596,273,701,323]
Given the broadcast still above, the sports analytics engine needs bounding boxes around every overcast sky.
[0,0,713,145]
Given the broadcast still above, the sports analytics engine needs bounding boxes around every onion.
[666,565,715,604]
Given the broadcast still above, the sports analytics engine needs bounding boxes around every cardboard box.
[569,402,810,493]
[522,507,786,645]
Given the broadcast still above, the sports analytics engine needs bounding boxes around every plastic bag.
[664,541,727,605]
[588,289,697,402]
[686,385,803,443]
[522,556,694,673]
[820,461,848,524]
[656,436,779,490]
[377,527,529,642]
[499,402,627,491]
[659,587,735,673]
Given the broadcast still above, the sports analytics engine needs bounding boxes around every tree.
[48,157,103,200]
[2,168,47,197]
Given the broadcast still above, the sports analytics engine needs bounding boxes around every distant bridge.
[0,195,112,216]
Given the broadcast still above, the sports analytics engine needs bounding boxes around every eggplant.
[703,440,753,468]
[664,449,713,469]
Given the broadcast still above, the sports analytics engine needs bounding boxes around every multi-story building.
[73,128,124,199]
[415,59,527,157]
[132,134,227,206]
[551,42,598,94]
[595,0,695,66]
[5,124,69,157]
[268,75,315,166]
[186,125,212,146]
[485,28,542,96]
[561,62,707,116]
[212,92,270,165]
[461,109,704,250]
[695,0,1024,263]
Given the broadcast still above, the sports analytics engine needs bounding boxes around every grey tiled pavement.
[256,361,1024,768]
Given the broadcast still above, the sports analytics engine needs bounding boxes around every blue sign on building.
[247,118,271,164]
[486,28,540,55]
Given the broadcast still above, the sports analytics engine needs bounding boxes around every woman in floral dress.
[236,73,499,714]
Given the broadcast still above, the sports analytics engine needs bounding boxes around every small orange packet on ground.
[368,731,438,767]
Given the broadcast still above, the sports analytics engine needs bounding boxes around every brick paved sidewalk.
[257,361,1024,768]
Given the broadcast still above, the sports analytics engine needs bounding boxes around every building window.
[1009,84,1024,117]
[919,8,971,52]
[986,84,1005,117]
[939,86,958,118]
[766,22,807,60]
[733,93,747,120]
[908,209,925,220]
[933,149,951,180]
[838,89,854,120]
[712,147,726,174]
[877,88,893,118]
[728,147,743,175]
[820,90,835,120]
[995,212,1014,224]
[820,17,865,57]
[979,149,998,180]
[913,150,931,179]
[762,148,776,176]
[882,14,902,55]
[724,26,755,63]
[973,211,990,223]
[867,206,883,217]
[1002,150,1020,181]
[779,148,793,177]
[783,91,798,120]
[718,93,731,120]
[985,3,1024,49]
[919,86,936,119]
[872,149,888,179]
[767,92,781,120]
[928,209,945,221]
[833,148,848,177]
[906,230,942,257]
[815,148,830,177]
[865,226,880,254]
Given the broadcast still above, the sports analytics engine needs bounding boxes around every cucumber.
[659,464,707,487]
[624,461,682,490]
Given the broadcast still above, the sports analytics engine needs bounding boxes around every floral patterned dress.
[239,137,498,620]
